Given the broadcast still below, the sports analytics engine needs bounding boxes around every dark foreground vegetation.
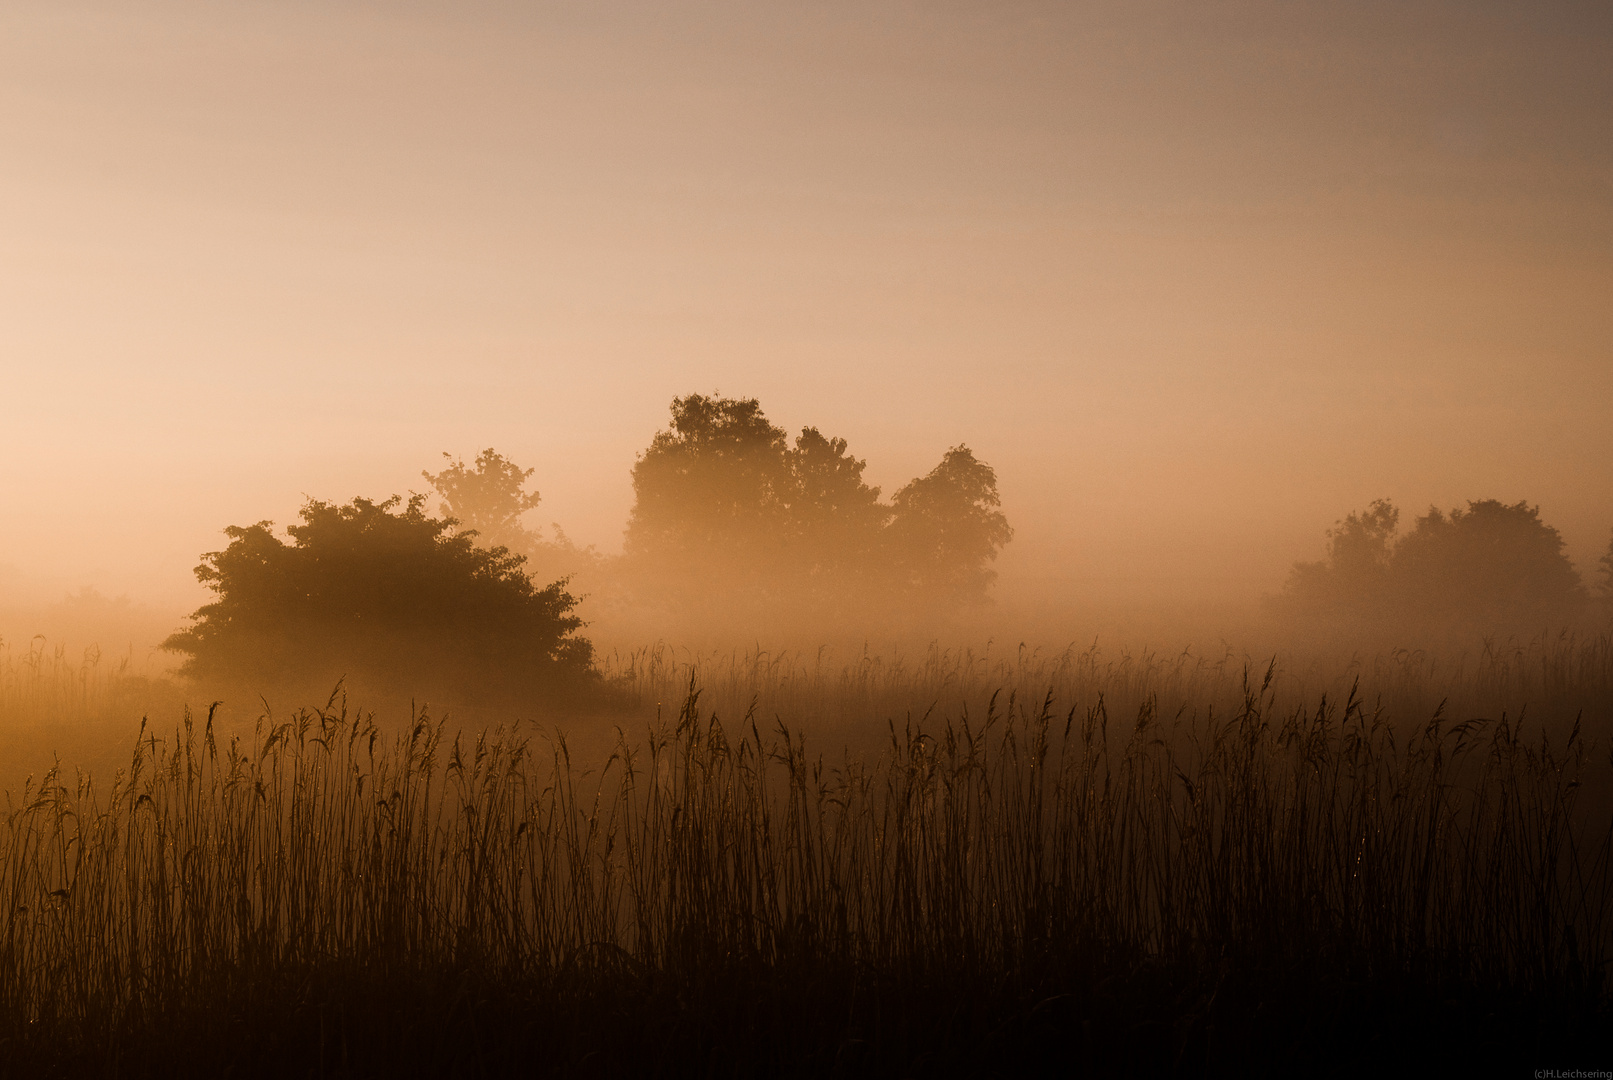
[1,652,1609,1078]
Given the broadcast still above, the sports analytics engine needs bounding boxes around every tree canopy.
[422,449,541,554]
[422,448,601,588]
[622,394,1012,613]
[163,494,592,701]
[1278,497,1586,632]
[888,446,1014,602]
[163,395,1015,692]
[1281,499,1400,620]
[624,394,793,579]
[783,426,892,586]
[1392,500,1584,624]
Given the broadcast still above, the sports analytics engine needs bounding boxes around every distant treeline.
[431,394,1012,617]
[164,394,1012,701]
[161,391,1613,702]
[1272,497,1613,637]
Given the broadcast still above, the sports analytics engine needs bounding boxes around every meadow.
[0,634,1609,1076]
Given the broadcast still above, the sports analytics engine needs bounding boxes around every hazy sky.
[3,1,1610,630]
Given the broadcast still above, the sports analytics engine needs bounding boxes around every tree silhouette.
[163,494,592,700]
[422,449,542,554]
[627,395,791,551]
[888,446,1013,604]
[1278,498,1585,631]
[423,448,600,589]
[782,426,891,587]
[622,394,1013,617]
[1282,499,1399,619]
[1392,500,1585,625]
[623,395,794,592]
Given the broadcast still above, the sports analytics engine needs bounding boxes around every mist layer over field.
[2,2,1611,1073]
[3,0,1611,652]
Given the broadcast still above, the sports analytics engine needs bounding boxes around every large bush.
[163,494,593,701]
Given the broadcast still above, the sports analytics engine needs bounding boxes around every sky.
[2,0,1610,642]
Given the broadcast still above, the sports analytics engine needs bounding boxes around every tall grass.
[0,638,132,724]
[601,631,1613,751]
[1,653,1608,1075]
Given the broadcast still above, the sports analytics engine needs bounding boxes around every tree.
[1280,499,1399,617]
[626,394,792,554]
[423,448,542,554]
[888,446,1013,604]
[1391,500,1585,625]
[423,448,600,588]
[623,394,793,587]
[782,426,891,585]
[622,394,1015,618]
[163,494,593,701]
[1277,497,1586,631]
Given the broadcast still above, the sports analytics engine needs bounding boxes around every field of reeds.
[0,634,1610,1076]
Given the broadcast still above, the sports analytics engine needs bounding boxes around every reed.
[0,649,1608,1075]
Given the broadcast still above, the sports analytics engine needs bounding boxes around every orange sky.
[2,1,1610,638]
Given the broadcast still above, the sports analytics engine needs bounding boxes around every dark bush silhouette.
[163,494,593,701]
[1278,497,1586,633]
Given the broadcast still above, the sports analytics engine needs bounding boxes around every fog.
[3,0,1611,674]
[5,8,1613,1072]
